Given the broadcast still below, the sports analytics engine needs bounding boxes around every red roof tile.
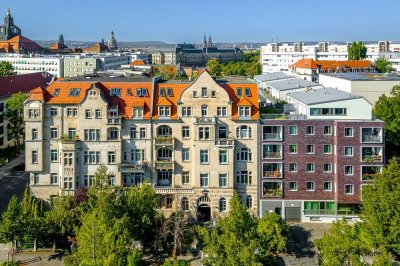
[291,58,372,70]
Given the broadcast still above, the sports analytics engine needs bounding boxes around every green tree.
[374,57,393,73]
[0,196,21,249]
[360,158,400,258]
[121,181,159,248]
[256,213,288,257]
[373,86,400,157]
[19,187,45,243]
[315,219,365,266]
[348,41,367,60]
[0,61,16,76]
[5,92,27,147]
[206,58,223,77]
[199,193,287,265]
[45,196,81,249]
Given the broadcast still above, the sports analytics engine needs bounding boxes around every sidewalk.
[0,243,64,265]
[0,154,25,180]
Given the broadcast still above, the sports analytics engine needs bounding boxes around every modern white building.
[261,41,400,73]
[287,87,372,120]
[319,72,400,105]
[130,51,150,64]
[266,78,322,100]
[0,54,64,78]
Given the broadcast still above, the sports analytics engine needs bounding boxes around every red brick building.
[259,88,384,222]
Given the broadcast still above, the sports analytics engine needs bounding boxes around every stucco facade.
[24,71,259,221]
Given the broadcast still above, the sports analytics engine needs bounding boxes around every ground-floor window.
[304,201,336,215]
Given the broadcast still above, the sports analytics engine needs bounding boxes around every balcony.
[263,144,282,159]
[362,147,383,163]
[263,163,282,178]
[107,115,122,125]
[119,163,146,173]
[264,152,282,159]
[361,166,382,181]
[195,116,217,125]
[155,160,174,170]
[262,181,283,198]
[157,179,172,186]
[361,128,383,143]
[215,138,235,147]
[155,187,195,194]
[155,136,174,146]
[262,126,283,141]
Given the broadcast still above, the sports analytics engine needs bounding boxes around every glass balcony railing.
[362,134,382,143]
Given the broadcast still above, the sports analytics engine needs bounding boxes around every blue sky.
[3,0,399,43]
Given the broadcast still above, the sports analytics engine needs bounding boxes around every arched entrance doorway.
[198,204,211,222]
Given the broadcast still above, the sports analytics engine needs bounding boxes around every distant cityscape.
[0,4,398,265]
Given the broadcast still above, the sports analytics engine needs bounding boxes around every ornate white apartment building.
[24,70,259,221]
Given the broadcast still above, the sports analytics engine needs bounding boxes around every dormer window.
[160,88,166,97]
[167,88,173,97]
[126,89,132,96]
[110,88,121,97]
[202,87,207,97]
[159,106,171,117]
[68,88,80,96]
[108,108,119,117]
[245,87,251,96]
[236,87,242,96]
[136,88,142,97]
[133,107,144,118]
[142,88,148,96]
[239,106,251,118]
[53,88,60,96]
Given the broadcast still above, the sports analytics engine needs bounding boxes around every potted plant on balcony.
[273,170,281,178]
[373,154,382,162]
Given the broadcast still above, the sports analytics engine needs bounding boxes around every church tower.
[58,34,64,46]
[0,8,21,41]
[107,31,118,51]
[207,35,213,48]
[202,34,207,49]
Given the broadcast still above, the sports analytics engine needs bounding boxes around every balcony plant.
[273,170,281,178]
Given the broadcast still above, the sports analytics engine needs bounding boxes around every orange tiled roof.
[157,97,173,106]
[291,58,372,70]
[219,83,259,120]
[30,80,153,120]
[152,83,188,119]
[237,97,253,106]
[0,35,42,53]
[131,60,145,66]
[152,71,259,120]
[28,87,45,101]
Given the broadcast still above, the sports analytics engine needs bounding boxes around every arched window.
[201,105,208,116]
[246,195,252,209]
[236,147,252,162]
[181,197,189,211]
[157,125,172,137]
[236,126,252,139]
[219,198,227,212]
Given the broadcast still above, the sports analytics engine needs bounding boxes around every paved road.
[0,155,29,212]
[0,243,63,265]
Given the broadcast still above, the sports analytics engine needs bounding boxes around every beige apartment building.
[24,70,259,221]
